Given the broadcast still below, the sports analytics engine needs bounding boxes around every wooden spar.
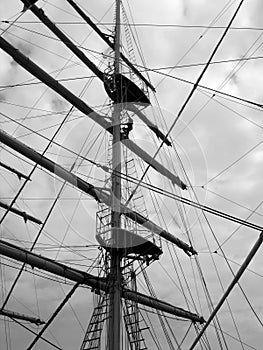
[20,1,105,82]
[0,239,105,289]
[0,239,204,323]
[122,139,186,188]
[22,0,155,92]
[64,0,156,92]
[126,104,172,147]
[122,289,205,323]
[0,35,186,189]
[21,1,150,105]
[0,128,195,255]
[0,201,42,225]
[0,161,30,180]
[0,308,44,325]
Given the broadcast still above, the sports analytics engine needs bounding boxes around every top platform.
[96,227,162,259]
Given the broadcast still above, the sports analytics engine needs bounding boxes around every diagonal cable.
[0,66,99,309]
[125,0,246,206]
[27,282,80,350]
[10,317,62,350]
[206,140,263,185]
[0,170,74,310]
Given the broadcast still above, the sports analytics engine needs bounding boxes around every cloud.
[0,93,6,102]
[50,97,67,111]
[0,1,263,350]
[0,50,13,83]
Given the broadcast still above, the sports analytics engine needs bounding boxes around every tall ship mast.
[0,1,263,349]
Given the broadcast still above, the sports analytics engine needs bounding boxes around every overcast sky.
[0,0,263,349]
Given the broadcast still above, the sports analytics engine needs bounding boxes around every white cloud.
[0,1,263,349]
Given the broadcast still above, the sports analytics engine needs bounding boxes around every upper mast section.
[96,0,164,261]
[103,0,151,105]
[65,0,156,92]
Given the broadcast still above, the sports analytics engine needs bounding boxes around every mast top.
[96,227,163,259]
